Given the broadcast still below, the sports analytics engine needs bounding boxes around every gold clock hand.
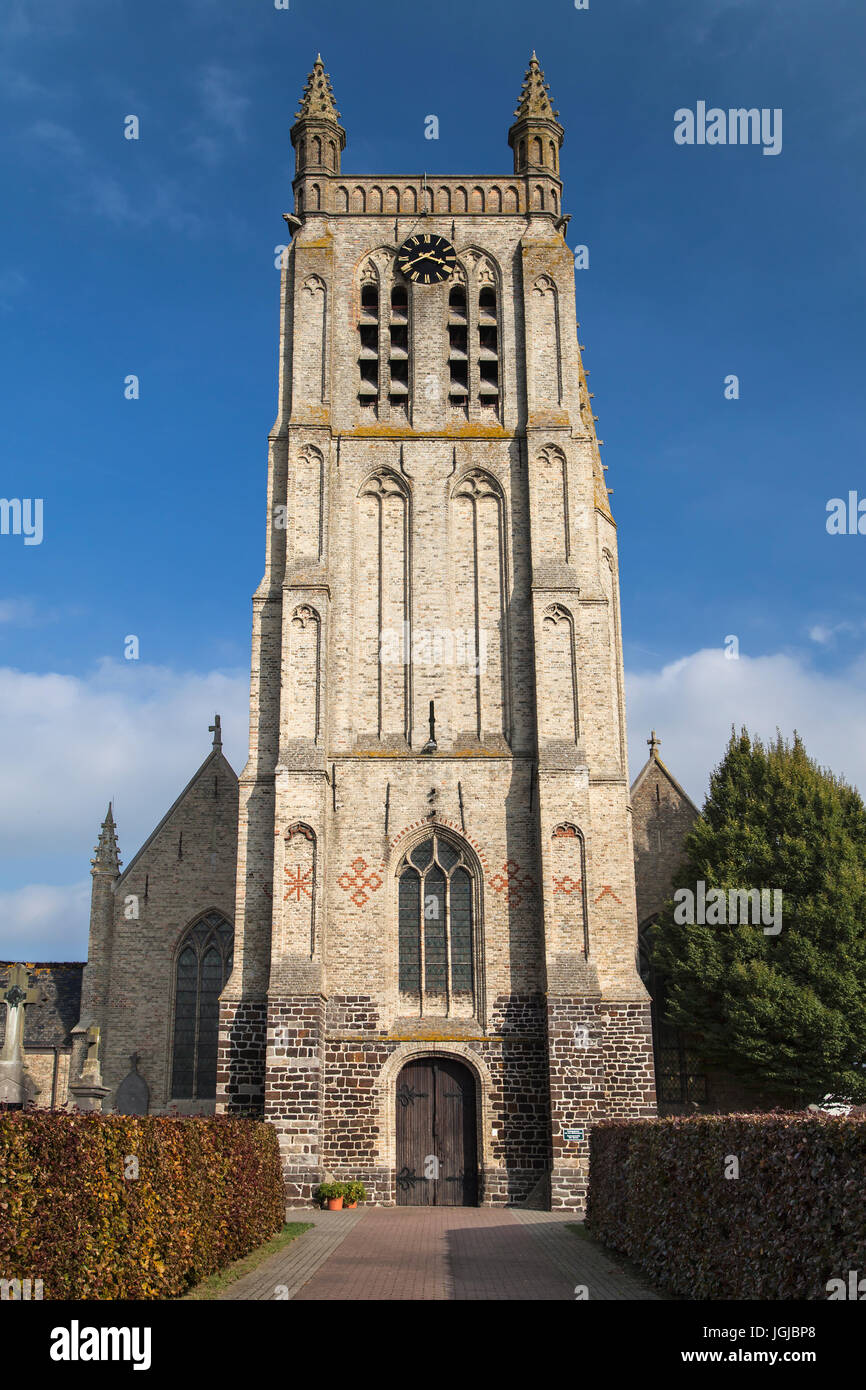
[401,251,434,269]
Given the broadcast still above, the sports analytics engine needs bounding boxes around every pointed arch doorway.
[395,1057,478,1206]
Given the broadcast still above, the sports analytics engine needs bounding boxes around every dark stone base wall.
[312,992,552,1207]
[221,991,656,1211]
[216,994,267,1117]
[547,996,657,1210]
[265,995,326,1203]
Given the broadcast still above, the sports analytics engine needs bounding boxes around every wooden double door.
[395,1058,478,1206]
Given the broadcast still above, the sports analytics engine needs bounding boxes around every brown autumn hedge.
[0,1113,284,1299]
[586,1114,866,1300]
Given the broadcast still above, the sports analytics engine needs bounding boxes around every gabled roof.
[631,734,700,815]
[117,742,237,886]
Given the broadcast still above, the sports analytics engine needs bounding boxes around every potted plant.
[344,1181,367,1209]
[316,1181,346,1211]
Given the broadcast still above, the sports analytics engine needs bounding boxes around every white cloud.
[0,270,29,312]
[0,881,91,960]
[198,62,250,139]
[626,647,866,805]
[807,620,866,647]
[24,120,206,234]
[188,62,250,166]
[0,655,248,895]
[28,118,87,162]
[0,598,36,624]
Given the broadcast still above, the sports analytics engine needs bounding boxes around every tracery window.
[397,833,475,1014]
[170,911,234,1101]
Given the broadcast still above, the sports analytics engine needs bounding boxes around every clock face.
[397,232,456,285]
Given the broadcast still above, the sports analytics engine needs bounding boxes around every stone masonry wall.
[266,995,326,1202]
[320,995,551,1207]
[217,994,267,1117]
[547,997,657,1210]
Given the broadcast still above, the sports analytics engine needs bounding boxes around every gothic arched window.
[170,911,234,1101]
[398,833,475,1014]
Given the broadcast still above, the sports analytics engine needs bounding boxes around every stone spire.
[508,52,564,178]
[91,803,121,876]
[291,54,346,179]
[295,54,340,123]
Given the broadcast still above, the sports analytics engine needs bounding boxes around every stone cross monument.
[0,965,41,1107]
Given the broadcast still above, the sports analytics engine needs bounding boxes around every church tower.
[218,54,656,1209]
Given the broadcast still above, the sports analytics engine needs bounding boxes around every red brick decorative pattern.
[489,859,535,907]
[552,875,582,895]
[593,885,623,905]
[386,818,489,872]
[284,865,313,901]
[337,857,384,907]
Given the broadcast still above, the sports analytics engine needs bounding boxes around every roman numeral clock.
[396,232,457,284]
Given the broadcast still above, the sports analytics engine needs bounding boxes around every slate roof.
[0,962,84,1048]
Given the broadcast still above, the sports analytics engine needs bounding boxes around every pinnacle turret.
[291,54,346,180]
[508,53,564,178]
[91,803,121,875]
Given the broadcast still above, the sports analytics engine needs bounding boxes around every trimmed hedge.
[586,1114,866,1300]
[0,1113,284,1299]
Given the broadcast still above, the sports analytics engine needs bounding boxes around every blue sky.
[1,0,865,956]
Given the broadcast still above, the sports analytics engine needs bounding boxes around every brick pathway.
[219,1209,662,1301]
[218,1208,365,1301]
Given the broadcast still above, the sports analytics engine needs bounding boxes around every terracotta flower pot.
[326,1197,343,1210]
[345,1200,357,1208]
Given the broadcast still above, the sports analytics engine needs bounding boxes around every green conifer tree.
[650,729,866,1103]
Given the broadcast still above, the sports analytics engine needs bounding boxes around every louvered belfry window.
[170,911,234,1100]
[398,834,474,1013]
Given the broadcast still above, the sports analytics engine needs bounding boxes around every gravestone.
[115,1053,149,1115]
[68,1023,109,1113]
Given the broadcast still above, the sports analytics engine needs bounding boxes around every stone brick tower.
[217,54,656,1209]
